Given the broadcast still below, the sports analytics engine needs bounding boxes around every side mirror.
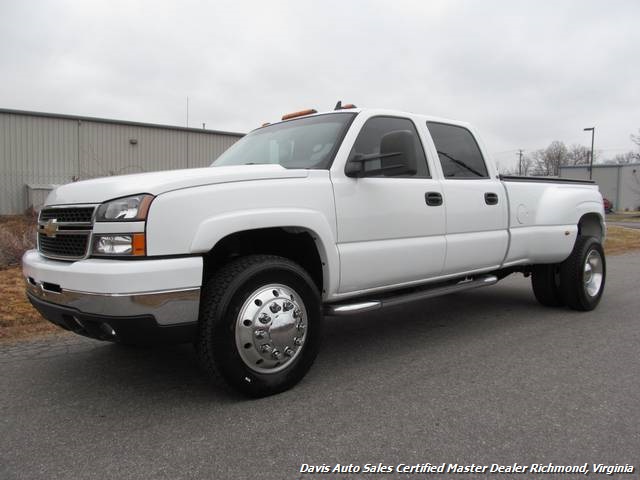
[345,130,418,178]
[345,152,416,178]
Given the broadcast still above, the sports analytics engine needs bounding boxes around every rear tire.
[196,255,323,397]
[559,236,606,311]
[531,264,564,307]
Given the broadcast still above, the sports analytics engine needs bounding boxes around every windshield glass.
[212,113,355,169]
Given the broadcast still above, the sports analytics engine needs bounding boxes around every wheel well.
[578,213,604,242]
[202,228,324,293]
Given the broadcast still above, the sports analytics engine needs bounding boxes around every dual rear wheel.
[531,236,606,311]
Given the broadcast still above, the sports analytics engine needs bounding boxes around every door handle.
[485,192,499,205]
[425,192,443,206]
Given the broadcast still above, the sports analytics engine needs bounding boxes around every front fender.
[190,208,340,297]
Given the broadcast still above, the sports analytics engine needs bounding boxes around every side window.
[349,117,430,178]
[426,122,489,179]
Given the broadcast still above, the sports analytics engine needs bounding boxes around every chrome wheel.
[583,249,603,297]
[235,284,308,374]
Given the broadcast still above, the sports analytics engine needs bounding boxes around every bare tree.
[630,129,640,161]
[532,140,568,176]
[566,144,592,166]
[603,151,637,165]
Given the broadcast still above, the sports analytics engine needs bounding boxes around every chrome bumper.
[26,280,200,326]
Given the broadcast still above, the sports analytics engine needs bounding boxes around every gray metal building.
[0,108,243,214]
[559,163,640,212]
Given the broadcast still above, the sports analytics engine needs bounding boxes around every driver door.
[332,115,446,294]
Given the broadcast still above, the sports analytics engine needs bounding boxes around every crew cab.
[23,105,606,396]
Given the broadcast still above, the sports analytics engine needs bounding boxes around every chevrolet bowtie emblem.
[41,219,59,238]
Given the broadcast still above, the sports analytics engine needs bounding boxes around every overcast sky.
[1,0,638,170]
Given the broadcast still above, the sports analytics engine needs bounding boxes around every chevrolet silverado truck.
[23,105,606,396]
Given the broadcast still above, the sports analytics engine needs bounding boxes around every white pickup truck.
[23,105,606,396]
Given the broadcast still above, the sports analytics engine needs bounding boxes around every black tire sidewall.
[578,239,606,309]
[531,264,564,307]
[208,260,322,396]
[561,236,606,310]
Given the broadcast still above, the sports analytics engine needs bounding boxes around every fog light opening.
[100,323,117,338]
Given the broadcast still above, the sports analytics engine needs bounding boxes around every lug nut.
[296,321,305,331]
[260,344,272,353]
[293,337,302,346]
[293,309,301,319]
[271,349,282,359]
[258,313,271,324]
[254,330,267,339]
[269,303,282,313]
[283,301,294,312]
[284,347,294,357]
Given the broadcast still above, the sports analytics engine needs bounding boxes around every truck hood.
[45,165,309,205]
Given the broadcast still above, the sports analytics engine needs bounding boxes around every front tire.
[196,255,323,397]
[559,236,606,311]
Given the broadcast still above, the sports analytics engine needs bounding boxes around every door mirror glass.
[345,116,429,178]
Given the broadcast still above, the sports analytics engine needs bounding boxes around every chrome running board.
[325,274,498,316]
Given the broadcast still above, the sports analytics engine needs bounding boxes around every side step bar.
[325,274,498,316]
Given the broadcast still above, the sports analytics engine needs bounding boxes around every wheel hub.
[235,284,307,374]
[583,249,603,297]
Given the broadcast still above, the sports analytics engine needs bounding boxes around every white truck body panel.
[331,176,446,292]
[45,165,308,204]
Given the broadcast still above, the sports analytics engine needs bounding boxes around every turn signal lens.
[132,233,146,256]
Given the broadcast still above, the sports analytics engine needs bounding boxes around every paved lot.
[2,254,639,480]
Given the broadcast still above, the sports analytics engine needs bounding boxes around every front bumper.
[22,249,203,342]
[27,292,198,344]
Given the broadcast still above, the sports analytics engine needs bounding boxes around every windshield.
[212,113,355,169]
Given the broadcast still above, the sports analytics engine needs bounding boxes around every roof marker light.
[281,109,317,121]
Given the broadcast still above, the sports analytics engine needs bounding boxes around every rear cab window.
[426,122,489,179]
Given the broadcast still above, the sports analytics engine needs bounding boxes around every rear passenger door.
[425,122,508,275]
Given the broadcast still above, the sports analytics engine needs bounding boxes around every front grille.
[38,206,95,260]
[40,207,95,223]
[38,233,89,259]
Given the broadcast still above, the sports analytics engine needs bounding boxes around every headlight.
[93,234,146,256]
[95,194,154,222]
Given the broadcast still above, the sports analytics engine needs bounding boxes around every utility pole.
[517,149,524,175]
[583,127,595,180]
[186,97,190,168]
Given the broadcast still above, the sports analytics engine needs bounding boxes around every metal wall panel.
[1,113,78,214]
[560,164,640,212]
[0,110,242,214]
[620,165,640,211]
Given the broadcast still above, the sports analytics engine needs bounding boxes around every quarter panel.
[503,181,604,264]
